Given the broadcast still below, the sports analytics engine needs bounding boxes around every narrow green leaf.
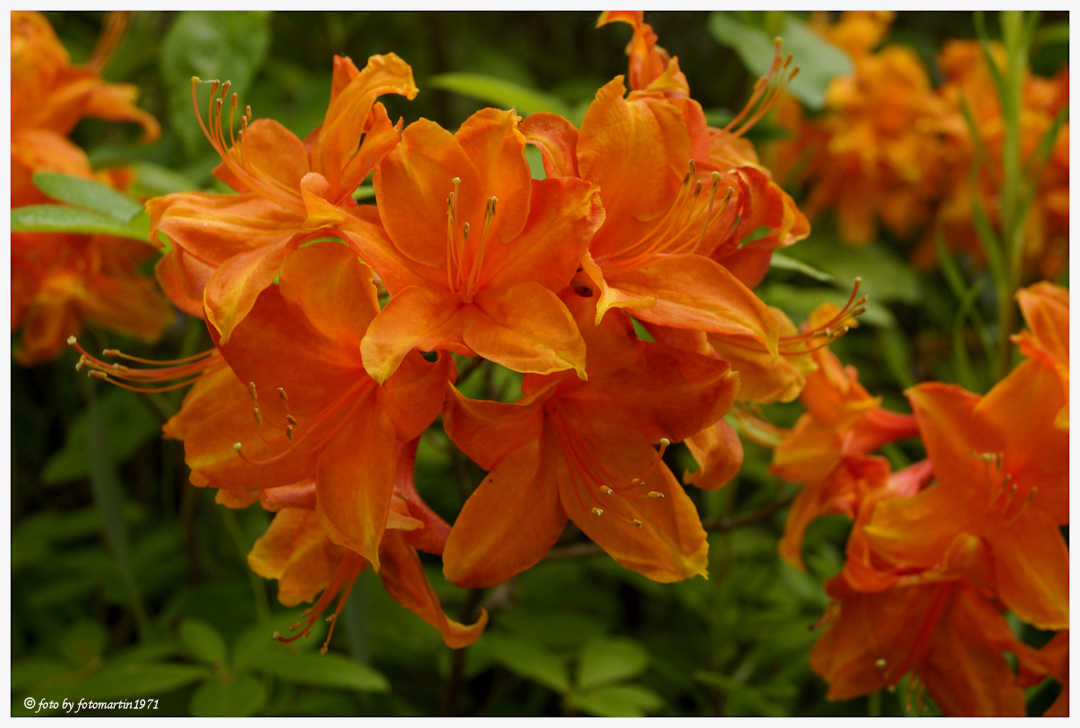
[190,672,267,717]
[952,279,986,393]
[570,683,664,717]
[255,652,389,693]
[11,205,148,240]
[179,619,229,667]
[576,637,650,691]
[429,73,572,117]
[85,382,149,640]
[770,253,835,282]
[1033,22,1069,50]
[32,173,145,221]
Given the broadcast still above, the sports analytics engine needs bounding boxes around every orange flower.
[350,107,604,384]
[148,53,417,340]
[11,11,159,207]
[13,232,174,366]
[811,577,1046,716]
[247,439,487,650]
[1037,630,1069,717]
[864,369,1069,631]
[1012,281,1068,429]
[178,243,452,570]
[440,289,738,587]
[781,12,950,245]
[770,304,919,568]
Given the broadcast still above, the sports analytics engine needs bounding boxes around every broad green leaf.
[11,204,148,240]
[429,73,572,117]
[576,637,650,691]
[35,663,212,702]
[758,283,895,328]
[694,670,790,717]
[32,173,144,221]
[255,652,389,693]
[131,162,200,196]
[159,11,272,155]
[708,12,852,110]
[472,634,570,693]
[570,683,664,717]
[770,253,835,282]
[179,619,229,667]
[43,388,160,484]
[107,640,181,670]
[778,235,921,305]
[190,672,267,717]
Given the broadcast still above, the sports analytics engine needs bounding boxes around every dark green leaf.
[60,620,108,667]
[159,11,273,155]
[694,670,790,717]
[43,388,161,484]
[255,652,389,693]
[179,619,229,667]
[473,634,570,693]
[32,173,144,221]
[11,205,148,240]
[429,73,572,117]
[576,637,650,691]
[570,683,664,717]
[36,663,212,702]
[190,672,267,717]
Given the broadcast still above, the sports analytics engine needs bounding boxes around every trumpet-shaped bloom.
[441,289,738,587]
[350,107,604,384]
[864,370,1069,631]
[180,243,452,570]
[1012,282,1068,429]
[247,439,487,650]
[13,232,174,366]
[11,11,160,207]
[148,53,417,340]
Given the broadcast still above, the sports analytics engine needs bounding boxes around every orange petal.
[213,118,309,194]
[333,103,402,203]
[359,286,471,385]
[1014,281,1068,366]
[442,433,567,588]
[379,351,456,442]
[340,204,446,295]
[162,362,246,440]
[379,529,488,648]
[683,419,743,491]
[556,425,708,583]
[603,255,779,355]
[467,282,587,378]
[393,439,452,556]
[707,309,810,405]
[204,236,299,344]
[248,508,346,607]
[442,379,555,471]
[863,482,974,569]
[315,395,397,571]
[519,112,580,178]
[985,505,1069,630]
[155,247,211,320]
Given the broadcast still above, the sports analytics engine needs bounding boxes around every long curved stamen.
[69,337,223,393]
[463,196,497,302]
[273,551,365,654]
[722,39,800,139]
[190,78,305,214]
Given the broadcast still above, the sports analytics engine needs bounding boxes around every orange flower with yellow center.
[148,53,417,341]
[349,107,604,384]
[440,289,739,588]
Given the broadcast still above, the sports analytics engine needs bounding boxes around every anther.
[102,348,120,356]
[875,658,887,668]
[75,357,86,372]
[253,408,263,426]
[233,443,243,451]
[191,76,201,84]
[286,414,298,426]
[220,80,231,98]
[67,335,77,346]
[632,519,643,528]
[286,425,294,441]
[648,491,664,499]
[600,485,614,495]
[271,630,282,640]
[249,381,258,401]
[591,507,604,516]
[463,222,470,239]
[88,371,109,380]
[277,387,289,404]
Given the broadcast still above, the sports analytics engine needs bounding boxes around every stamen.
[277,387,290,407]
[249,381,258,401]
[68,337,224,393]
[253,408,263,427]
[591,507,604,516]
[647,491,664,499]
[274,551,364,653]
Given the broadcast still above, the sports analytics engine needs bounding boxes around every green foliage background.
[11,11,1068,717]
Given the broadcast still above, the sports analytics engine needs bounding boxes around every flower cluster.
[11,11,172,365]
[69,11,826,650]
[768,283,1069,716]
[780,11,1069,278]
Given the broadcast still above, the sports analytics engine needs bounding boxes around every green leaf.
[11,205,149,240]
[778,235,921,305]
[694,670,790,717]
[12,659,69,692]
[256,652,389,693]
[570,683,664,717]
[352,185,376,201]
[190,672,267,717]
[43,388,161,484]
[60,620,108,667]
[159,11,273,155]
[179,619,229,667]
[429,73,572,117]
[36,663,212,702]
[32,173,144,222]
[131,162,200,196]
[770,253,835,283]
[576,637,650,691]
[472,634,570,693]
[708,13,852,110]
